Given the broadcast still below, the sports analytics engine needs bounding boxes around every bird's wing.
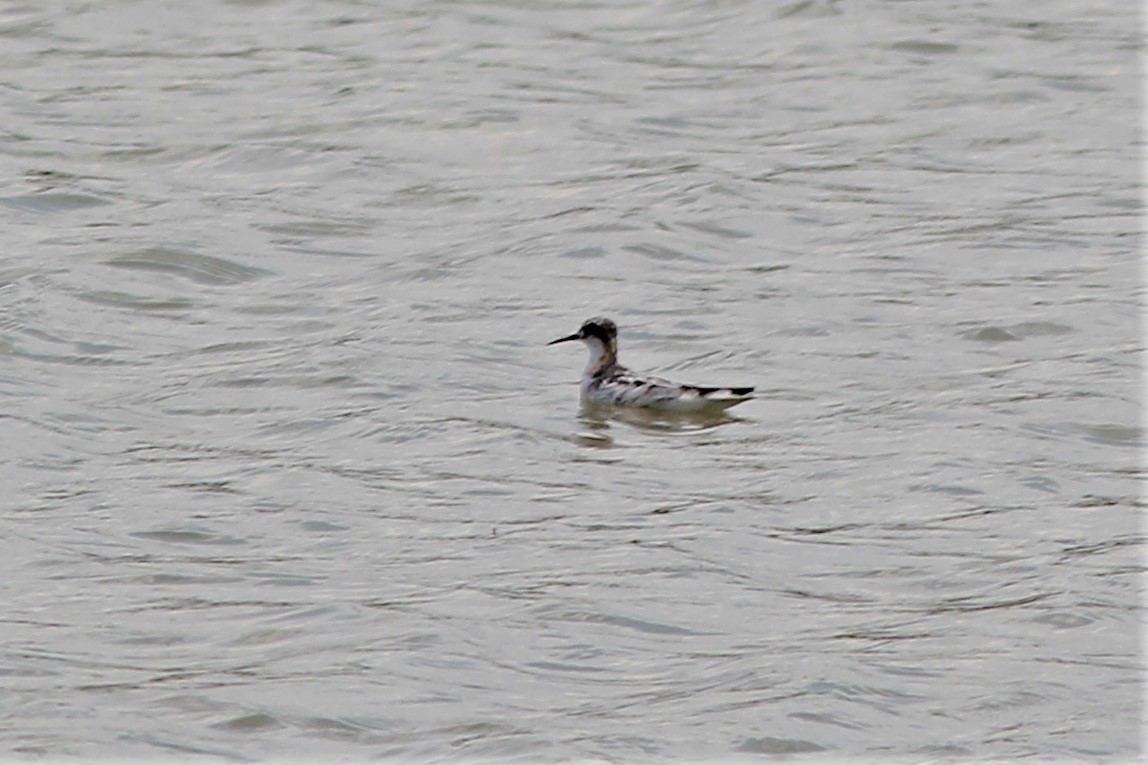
[597,370,753,407]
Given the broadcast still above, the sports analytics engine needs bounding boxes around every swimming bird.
[547,317,754,412]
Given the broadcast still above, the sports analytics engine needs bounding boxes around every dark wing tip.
[691,385,754,397]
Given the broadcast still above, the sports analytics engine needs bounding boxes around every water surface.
[0,0,1142,761]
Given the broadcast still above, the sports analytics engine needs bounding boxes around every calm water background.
[0,0,1142,761]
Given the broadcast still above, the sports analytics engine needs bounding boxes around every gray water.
[0,0,1142,762]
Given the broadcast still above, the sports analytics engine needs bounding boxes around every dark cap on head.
[547,316,618,346]
[579,317,616,342]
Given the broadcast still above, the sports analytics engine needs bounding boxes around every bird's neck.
[583,338,618,377]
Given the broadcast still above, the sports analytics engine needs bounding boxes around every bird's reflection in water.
[572,401,749,447]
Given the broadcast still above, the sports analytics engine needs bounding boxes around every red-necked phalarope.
[548,317,755,412]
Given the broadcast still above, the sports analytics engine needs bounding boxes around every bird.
[547,317,754,412]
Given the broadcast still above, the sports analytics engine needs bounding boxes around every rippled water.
[1,0,1142,761]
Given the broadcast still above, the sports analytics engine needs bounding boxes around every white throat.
[581,337,612,375]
